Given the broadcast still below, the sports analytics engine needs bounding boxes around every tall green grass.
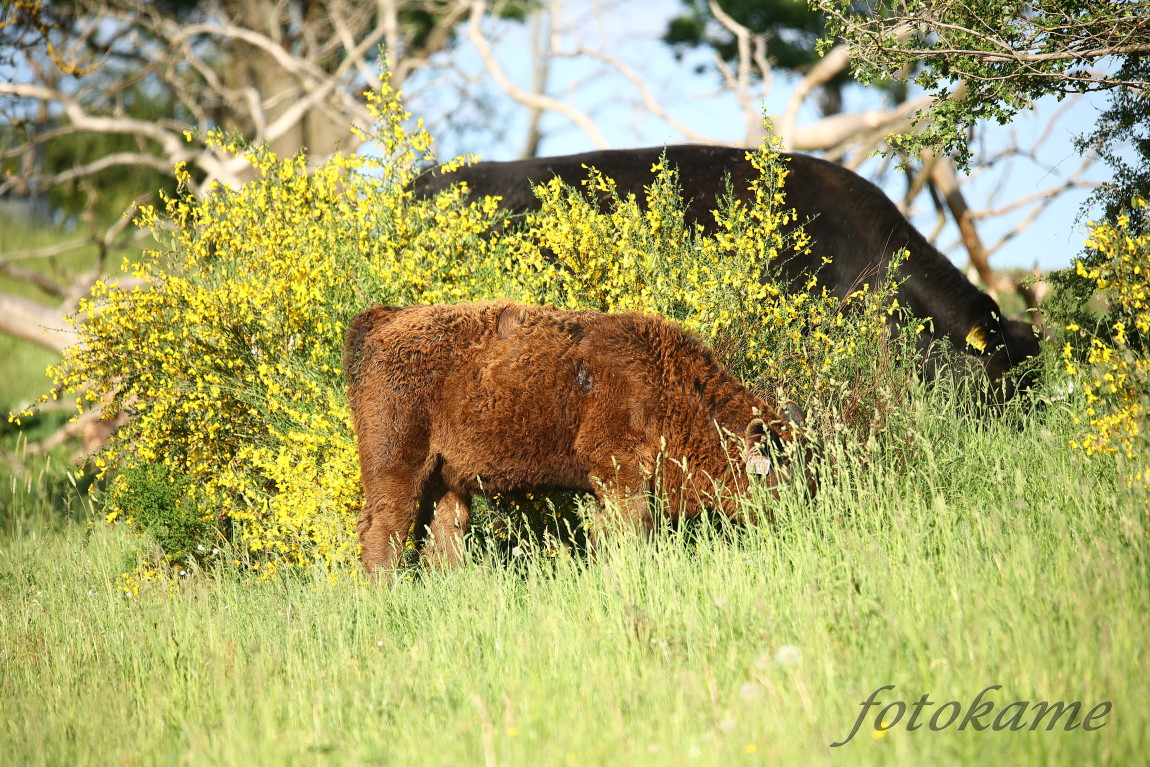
[1,373,1146,765]
[0,216,102,543]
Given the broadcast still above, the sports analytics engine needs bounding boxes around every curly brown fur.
[344,301,800,574]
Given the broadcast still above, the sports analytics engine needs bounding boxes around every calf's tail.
[343,305,405,387]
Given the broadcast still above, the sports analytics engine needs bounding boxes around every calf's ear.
[745,418,778,454]
[744,418,775,476]
[767,401,806,439]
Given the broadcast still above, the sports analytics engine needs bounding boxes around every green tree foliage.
[817,0,1150,170]
[665,0,828,74]
[1075,54,1150,233]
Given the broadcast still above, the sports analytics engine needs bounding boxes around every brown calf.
[343,301,802,573]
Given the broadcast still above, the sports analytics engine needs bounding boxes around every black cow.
[413,145,1040,402]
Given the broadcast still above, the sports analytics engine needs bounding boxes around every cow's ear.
[965,322,1004,355]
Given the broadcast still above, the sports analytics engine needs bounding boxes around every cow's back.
[413,145,978,303]
[412,147,1041,395]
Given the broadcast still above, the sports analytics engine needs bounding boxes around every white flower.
[775,644,802,668]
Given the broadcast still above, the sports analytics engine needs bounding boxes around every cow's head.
[963,317,1042,403]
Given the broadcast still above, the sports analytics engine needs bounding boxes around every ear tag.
[746,453,772,476]
[965,326,989,352]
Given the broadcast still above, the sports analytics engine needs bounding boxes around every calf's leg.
[357,443,439,574]
[422,490,472,569]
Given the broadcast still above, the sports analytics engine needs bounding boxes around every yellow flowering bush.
[19,72,516,575]
[1058,198,1150,488]
[20,68,912,573]
[500,148,912,410]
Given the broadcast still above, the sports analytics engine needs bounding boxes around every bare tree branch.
[575,47,716,146]
[6,152,177,193]
[0,293,75,353]
[466,0,609,150]
[707,0,769,146]
[927,151,1015,296]
[517,3,552,158]
[779,43,850,151]
[395,1,473,86]
[0,260,67,299]
[0,238,90,262]
[0,0,496,367]
[791,95,934,152]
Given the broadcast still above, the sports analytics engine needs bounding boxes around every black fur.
[413,146,1040,401]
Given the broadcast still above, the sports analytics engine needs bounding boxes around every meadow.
[1,100,1147,762]
[2,351,1146,765]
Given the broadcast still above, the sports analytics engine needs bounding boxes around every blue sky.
[404,0,1108,273]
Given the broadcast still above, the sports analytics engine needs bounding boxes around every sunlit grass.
[1,377,1146,765]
